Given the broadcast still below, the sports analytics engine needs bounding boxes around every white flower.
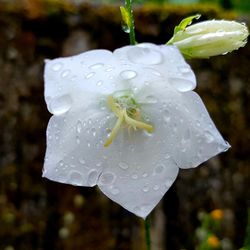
[43,43,230,218]
[168,20,249,58]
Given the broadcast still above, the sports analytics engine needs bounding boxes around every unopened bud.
[168,20,249,58]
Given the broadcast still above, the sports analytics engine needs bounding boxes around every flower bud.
[168,20,249,58]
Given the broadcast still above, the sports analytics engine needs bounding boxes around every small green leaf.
[120,6,131,28]
[174,14,201,35]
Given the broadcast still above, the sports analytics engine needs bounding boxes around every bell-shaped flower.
[43,43,230,218]
[168,19,249,58]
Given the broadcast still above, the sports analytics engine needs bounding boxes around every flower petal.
[114,43,196,92]
[44,50,119,115]
[43,104,111,187]
[97,80,229,218]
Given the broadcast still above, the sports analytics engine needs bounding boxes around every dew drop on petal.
[131,174,138,179]
[49,95,72,115]
[145,95,158,104]
[204,131,214,143]
[127,47,163,65]
[154,164,165,174]
[165,154,170,159]
[76,121,82,133]
[163,110,171,123]
[76,136,80,144]
[99,172,115,185]
[106,67,113,72]
[59,160,64,167]
[153,185,160,191]
[79,158,85,164]
[142,185,150,193]
[61,70,70,78]
[87,170,99,186]
[85,72,95,79]
[89,63,104,70]
[111,187,120,195]
[96,80,103,86]
[165,178,173,188]
[68,171,83,186]
[52,62,63,71]
[119,162,129,170]
[178,66,191,74]
[169,77,195,92]
[120,70,137,80]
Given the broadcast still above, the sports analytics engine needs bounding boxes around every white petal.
[44,50,119,115]
[98,81,229,217]
[163,90,230,169]
[114,43,196,92]
[43,102,111,187]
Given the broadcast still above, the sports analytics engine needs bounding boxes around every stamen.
[104,94,153,147]
[104,111,125,147]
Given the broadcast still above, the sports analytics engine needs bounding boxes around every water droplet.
[165,154,170,159]
[154,164,165,174]
[145,67,162,77]
[196,120,201,127]
[183,129,191,142]
[49,95,72,115]
[169,77,195,92]
[181,147,187,152]
[89,63,104,70]
[87,170,99,186]
[91,128,96,137]
[96,80,103,86]
[173,123,178,133]
[127,47,163,65]
[106,67,113,72]
[122,25,130,33]
[61,70,70,78]
[178,66,191,74]
[142,186,149,192]
[85,72,95,79]
[99,172,115,185]
[141,129,152,138]
[119,162,129,170]
[142,173,148,178]
[76,121,82,133]
[145,95,158,104]
[59,160,64,167]
[131,174,138,179]
[79,158,85,164]
[153,185,160,191]
[111,187,120,195]
[165,179,173,188]
[68,171,83,186]
[163,110,171,123]
[120,70,137,80]
[204,131,214,143]
[52,62,63,71]
[76,136,80,144]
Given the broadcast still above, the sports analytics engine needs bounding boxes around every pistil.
[104,95,153,147]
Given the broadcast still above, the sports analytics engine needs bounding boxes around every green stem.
[125,0,136,45]
[145,216,151,250]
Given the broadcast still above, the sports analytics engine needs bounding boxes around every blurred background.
[0,0,249,250]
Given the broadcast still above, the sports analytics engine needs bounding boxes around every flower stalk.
[120,0,136,45]
[145,216,151,250]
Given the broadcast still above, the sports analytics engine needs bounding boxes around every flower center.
[104,91,153,147]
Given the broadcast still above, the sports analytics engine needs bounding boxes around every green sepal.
[174,14,201,35]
